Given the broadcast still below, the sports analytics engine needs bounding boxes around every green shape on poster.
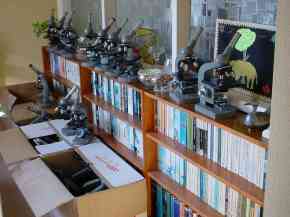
[235,28,256,52]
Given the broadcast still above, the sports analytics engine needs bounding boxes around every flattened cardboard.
[0,128,38,164]
[10,159,74,217]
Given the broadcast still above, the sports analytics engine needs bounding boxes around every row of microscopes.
[45,10,268,128]
[47,11,145,82]
[173,28,269,128]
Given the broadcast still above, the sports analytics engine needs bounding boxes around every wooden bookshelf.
[92,127,144,172]
[145,91,268,149]
[147,132,264,206]
[84,94,142,130]
[149,171,224,217]
[42,46,268,217]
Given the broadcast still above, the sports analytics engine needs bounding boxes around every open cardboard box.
[0,128,147,217]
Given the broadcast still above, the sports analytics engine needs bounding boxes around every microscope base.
[170,92,199,104]
[104,70,119,78]
[62,127,78,136]
[81,60,98,67]
[118,74,138,83]
[73,135,93,146]
[195,103,236,120]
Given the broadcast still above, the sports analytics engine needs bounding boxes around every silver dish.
[138,68,173,92]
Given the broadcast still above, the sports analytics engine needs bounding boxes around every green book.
[166,192,171,217]
[156,185,163,217]
[187,116,193,151]
[241,196,247,217]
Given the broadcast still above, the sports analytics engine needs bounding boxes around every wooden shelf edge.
[149,171,224,217]
[92,127,144,172]
[44,72,75,88]
[147,132,264,206]
[144,91,268,149]
[84,94,143,130]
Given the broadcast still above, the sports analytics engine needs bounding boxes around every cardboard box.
[0,128,147,217]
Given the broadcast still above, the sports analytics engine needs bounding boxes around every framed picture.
[214,19,276,97]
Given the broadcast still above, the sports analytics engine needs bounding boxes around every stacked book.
[49,52,80,86]
[92,105,144,159]
[158,145,263,217]
[91,72,142,121]
[156,101,267,189]
[153,182,201,217]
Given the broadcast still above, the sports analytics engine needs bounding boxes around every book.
[156,101,267,189]
[157,145,263,216]
[93,105,144,159]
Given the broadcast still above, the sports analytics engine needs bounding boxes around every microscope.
[83,17,117,67]
[194,32,242,119]
[54,85,79,120]
[108,21,144,81]
[28,64,54,123]
[59,12,78,55]
[61,92,93,145]
[29,64,54,108]
[170,27,203,103]
[47,9,59,49]
[77,13,98,60]
[100,18,129,71]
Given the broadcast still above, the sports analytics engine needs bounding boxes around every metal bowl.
[137,68,163,89]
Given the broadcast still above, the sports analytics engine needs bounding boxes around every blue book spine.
[158,146,166,173]
[173,109,180,141]
[156,185,163,217]
[133,90,136,117]
[179,111,187,146]
[179,158,185,187]
[173,197,180,217]
[214,179,219,210]
[200,171,204,199]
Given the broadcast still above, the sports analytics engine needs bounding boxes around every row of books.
[153,182,201,217]
[158,145,263,217]
[156,101,267,189]
[91,72,142,121]
[49,52,80,86]
[92,104,144,159]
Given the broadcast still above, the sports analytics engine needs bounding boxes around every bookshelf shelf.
[149,171,224,217]
[145,91,268,149]
[147,132,264,206]
[84,94,143,130]
[92,127,144,172]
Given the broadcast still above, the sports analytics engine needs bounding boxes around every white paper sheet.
[20,122,56,139]
[35,141,72,155]
[78,142,144,188]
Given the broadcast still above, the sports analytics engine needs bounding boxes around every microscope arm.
[63,86,79,103]
[197,62,224,88]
